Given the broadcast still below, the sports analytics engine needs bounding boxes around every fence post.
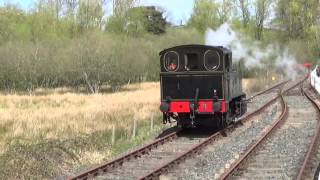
[132,119,136,139]
[111,125,115,145]
[150,115,154,131]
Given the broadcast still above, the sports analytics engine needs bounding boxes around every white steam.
[205,23,298,78]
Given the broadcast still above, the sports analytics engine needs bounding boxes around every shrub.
[0,28,202,92]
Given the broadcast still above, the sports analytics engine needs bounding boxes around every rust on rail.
[70,79,294,180]
[219,77,307,180]
[139,84,287,179]
[297,84,320,180]
[69,130,179,180]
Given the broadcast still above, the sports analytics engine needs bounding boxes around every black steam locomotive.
[159,45,247,128]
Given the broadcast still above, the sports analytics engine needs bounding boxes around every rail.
[70,79,293,180]
[219,77,307,180]
[297,83,320,179]
[139,84,288,179]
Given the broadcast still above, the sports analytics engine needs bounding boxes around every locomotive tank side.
[159,45,247,129]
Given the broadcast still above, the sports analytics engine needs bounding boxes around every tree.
[113,0,137,17]
[236,0,250,28]
[188,0,234,33]
[275,0,320,39]
[127,6,166,35]
[143,6,166,35]
[107,5,166,35]
[254,0,271,40]
[188,0,220,33]
[217,0,233,25]
[77,0,105,30]
[106,0,137,34]
[0,5,29,43]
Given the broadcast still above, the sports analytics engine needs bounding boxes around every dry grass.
[0,79,276,147]
[0,82,160,146]
[0,82,166,179]
[0,79,274,148]
[0,79,278,179]
[243,77,280,95]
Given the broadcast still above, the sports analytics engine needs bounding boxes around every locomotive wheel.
[219,113,231,129]
[177,116,190,130]
[219,118,227,129]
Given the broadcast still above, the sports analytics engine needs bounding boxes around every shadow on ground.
[156,125,220,139]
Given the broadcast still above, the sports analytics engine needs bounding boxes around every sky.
[0,0,195,24]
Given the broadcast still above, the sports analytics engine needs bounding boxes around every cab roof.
[159,44,231,56]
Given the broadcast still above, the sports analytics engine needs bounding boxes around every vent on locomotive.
[164,51,179,72]
[204,50,220,71]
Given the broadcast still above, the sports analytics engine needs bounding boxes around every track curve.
[297,81,320,179]
[219,76,314,180]
[69,79,291,180]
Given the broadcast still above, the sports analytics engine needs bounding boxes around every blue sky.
[0,0,195,24]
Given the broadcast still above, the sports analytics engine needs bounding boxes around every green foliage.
[305,25,320,58]
[254,0,271,40]
[0,28,202,91]
[275,0,320,39]
[0,1,199,92]
[0,0,319,92]
[235,0,251,28]
[106,6,167,36]
[77,0,104,31]
[0,6,30,43]
[188,0,221,33]
[187,0,233,33]
[142,7,167,35]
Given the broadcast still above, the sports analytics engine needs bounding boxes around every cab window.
[184,53,199,71]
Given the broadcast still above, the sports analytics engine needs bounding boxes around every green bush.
[0,28,202,92]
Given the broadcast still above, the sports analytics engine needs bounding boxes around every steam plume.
[205,23,298,79]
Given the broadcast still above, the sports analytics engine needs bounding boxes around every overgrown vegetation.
[0,28,201,92]
[0,82,172,179]
[0,0,319,178]
[0,0,319,92]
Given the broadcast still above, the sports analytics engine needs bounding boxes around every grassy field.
[0,78,277,179]
[0,82,171,179]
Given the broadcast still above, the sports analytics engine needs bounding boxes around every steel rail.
[139,83,289,180]
[219,77,307,180]
[70,79,294,180]
[219,91,288,180]
[297,84,320,180]
[69,131,179,180]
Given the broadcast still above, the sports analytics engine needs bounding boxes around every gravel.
[160,91,318,180]
[246,93,279,114]
[95,134,210,180]
[229,95,318,179]
[77,84,296,180]
[161,100,281,179]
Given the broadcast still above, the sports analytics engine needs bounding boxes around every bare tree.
[254,0,271,40]
[65,0,78,17]
[276,0,320,39]
[77,0,105,30]
[237,0,250,28]
[217,0,233,24]
[113,0,138,17]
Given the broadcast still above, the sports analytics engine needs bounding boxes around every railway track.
[297,83,320,179]
[220,77,319,179]
[69,80,290,180]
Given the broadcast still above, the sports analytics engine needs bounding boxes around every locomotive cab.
[159,45,247,129]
